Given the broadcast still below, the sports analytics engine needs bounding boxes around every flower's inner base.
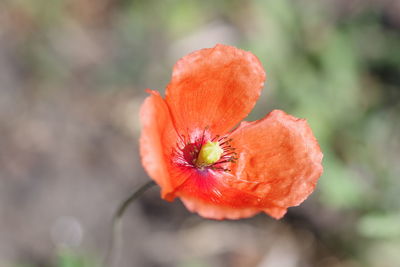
[174,129,238,172]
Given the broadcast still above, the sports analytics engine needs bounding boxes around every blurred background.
[0,0,399,266]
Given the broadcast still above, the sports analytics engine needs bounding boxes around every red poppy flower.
[140,44,323,220]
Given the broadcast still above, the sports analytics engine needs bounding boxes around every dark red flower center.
[173,128,237,172]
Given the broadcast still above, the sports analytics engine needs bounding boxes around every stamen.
[173,128,238,173]
[211,135,220,141]
[219,138,233,146]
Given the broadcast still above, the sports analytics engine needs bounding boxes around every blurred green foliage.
[56,250,96,267]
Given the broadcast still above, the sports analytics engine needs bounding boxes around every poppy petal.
[165,44,266,135]
[263,206,288,220]
[171,168,264,220]
[228,110,323,218]
[140,90,179,199]
[181,197,260,220]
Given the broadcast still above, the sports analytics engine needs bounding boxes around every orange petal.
[172,168,263,220]
[228,110,323,218]
[181,197,260,220]
[166,44,266,136]
[172,164,290,219]
[263,206,287,220]
[140,90,180,199]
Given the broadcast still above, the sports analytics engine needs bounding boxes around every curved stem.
[104,180,156,267]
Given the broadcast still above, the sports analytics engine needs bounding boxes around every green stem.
[104,180,156,267]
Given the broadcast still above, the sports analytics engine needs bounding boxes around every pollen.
[196,141,223,167]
